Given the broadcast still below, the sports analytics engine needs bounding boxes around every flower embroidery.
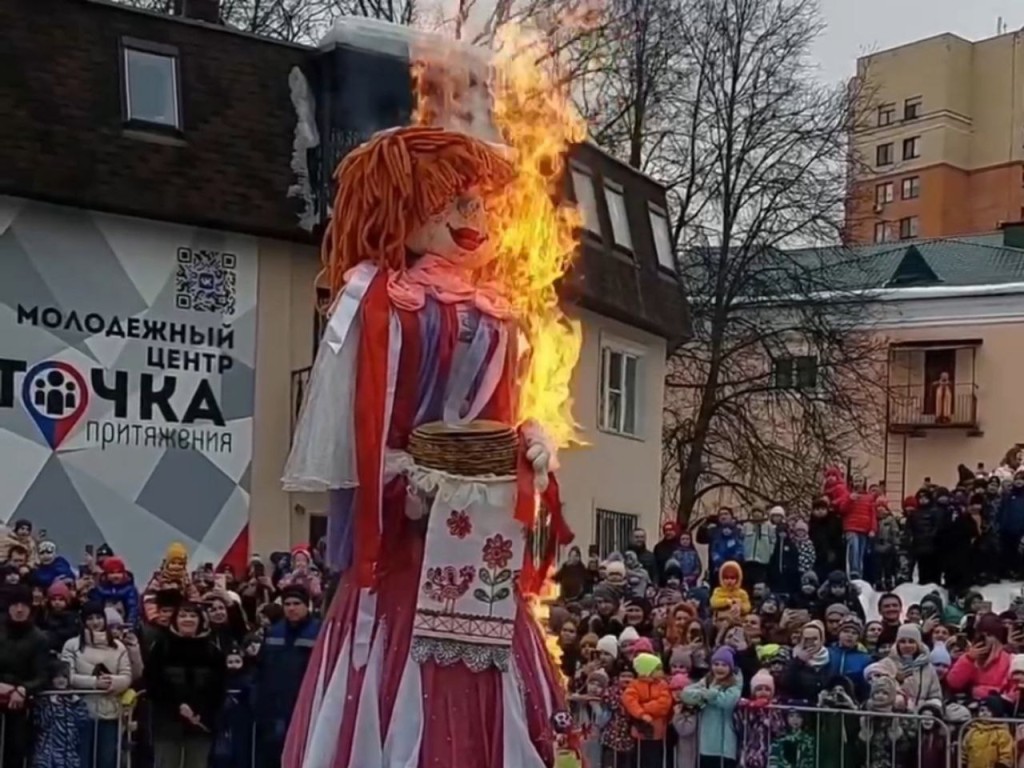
[482,534,514,569]
[446,509,472,539]
[422,565,476,613]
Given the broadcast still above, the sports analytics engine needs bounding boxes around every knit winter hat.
[80,600,105,619]
[165,542,187,562]
[102,557,127,575]
[596,635,619,657]
[719,561,743,582]
[981,693,1007,718]
[586,669,609,689]
[838,615,863,636]
[105,607,124,628]
[802,620,827,643]
[7,585,32,609]
[825,603,850,619]
[929,642,952,667]
[631,637,655,655]
[896,623,923,644]
[633,653,662,677]
[976,612,1008,643]
[793,520,809,534]
[670,646,693,671]
[46,581,71,600]
[800,571,819,587]
[711,645,736,671]
[944,702,971,725]
[38,541,56,556]
[605,561,627,578]
[592,583,619,603]
[619,626,640,644]
[768,506,785,518]
[751,669,775,696]
[902,496,918,510]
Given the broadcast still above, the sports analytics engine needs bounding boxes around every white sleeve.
[281,263,377,492]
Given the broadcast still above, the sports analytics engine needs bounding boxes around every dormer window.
[121,38,182,130]
[604,180,632,251]
[570,165,600,234]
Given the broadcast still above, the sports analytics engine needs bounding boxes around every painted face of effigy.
[404,185,494,270]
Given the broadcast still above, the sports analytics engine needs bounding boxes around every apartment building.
[848,30,1024,244]
[0,0,688,574]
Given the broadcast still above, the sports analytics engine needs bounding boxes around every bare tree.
[581,0,885,523]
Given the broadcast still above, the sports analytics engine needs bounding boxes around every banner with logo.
[0,197,258,576]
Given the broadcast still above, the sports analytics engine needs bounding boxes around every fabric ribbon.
[516,431,573,596]
[353,273,391,587]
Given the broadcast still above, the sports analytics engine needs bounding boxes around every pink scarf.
[377,254,513,318]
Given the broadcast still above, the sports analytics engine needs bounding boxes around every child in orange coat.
[622,652,674,768]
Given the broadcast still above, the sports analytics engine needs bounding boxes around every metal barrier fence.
[566,699,973,768]
[0,689,138,768]
[6,691,1021,768]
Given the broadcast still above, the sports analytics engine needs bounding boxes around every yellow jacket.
[963,722,1013,768]
[710,562,751,614]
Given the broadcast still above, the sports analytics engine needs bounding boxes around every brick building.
[0,0,688,571]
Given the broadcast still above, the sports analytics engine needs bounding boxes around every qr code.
[175,248,237,315]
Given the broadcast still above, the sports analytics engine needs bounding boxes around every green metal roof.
[787,237,1024,291]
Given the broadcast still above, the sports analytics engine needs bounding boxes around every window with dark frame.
[899,216,919,240]
[121,40,181,129]
[904,98,922,120]
[648,204,675,271]
[902,176,920,200]
[874,222,889,243]
[878,103,895,127]
[903,136,921,161]
[875,182,894,205]
[772,355,818,390]
[876,143,894,166]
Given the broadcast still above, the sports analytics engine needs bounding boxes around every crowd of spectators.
[549,458,1024,767]
[0,523,324,768]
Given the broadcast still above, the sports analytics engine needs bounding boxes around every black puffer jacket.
[38,609,81,654]
[906,501,949,556]
[145,630,226,732]
[0,617,50,692]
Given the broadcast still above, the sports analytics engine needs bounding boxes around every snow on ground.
[856,579,1024,622]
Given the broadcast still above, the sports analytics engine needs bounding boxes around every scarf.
[383,254,512,318]
[795,643,830,668]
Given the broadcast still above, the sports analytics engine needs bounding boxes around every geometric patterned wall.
[0,196,257,577]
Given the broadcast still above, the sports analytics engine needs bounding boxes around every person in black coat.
[782,620,832,704]
[808,500,843,580]
[145,602,227,768]
[0,586,50,767]
[906,487,949,586]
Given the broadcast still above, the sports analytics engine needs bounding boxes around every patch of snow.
[856,579,1024,622]
[287,66,320,232]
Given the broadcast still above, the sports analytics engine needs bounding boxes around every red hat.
[102,556,127,574]
[902,496,918,510]
[47,581,71,599]
[291,545,311,561]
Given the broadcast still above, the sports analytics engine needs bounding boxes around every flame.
[412,24,587,448]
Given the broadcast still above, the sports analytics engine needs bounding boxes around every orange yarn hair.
[320,125,515,301]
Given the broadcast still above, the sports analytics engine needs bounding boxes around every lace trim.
[411,636,510,673]
[384,450,516,509]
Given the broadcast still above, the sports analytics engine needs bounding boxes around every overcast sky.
[812,0,1024,83]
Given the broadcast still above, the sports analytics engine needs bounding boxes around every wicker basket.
[408,420,518,476]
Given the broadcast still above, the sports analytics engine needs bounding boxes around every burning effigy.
[281,18,586,768]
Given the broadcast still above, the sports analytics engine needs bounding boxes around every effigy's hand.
[522,420,558,492]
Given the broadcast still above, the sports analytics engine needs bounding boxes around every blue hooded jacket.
[31,556,76,589]
[709,526,742,572]
[827,645,871,699]
[89,576,140,626]
[671,545,703,583]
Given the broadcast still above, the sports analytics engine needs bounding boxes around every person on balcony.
[931,371,954,424]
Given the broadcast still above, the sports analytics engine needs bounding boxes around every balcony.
[886,341,980,433]
[291,367,311,435]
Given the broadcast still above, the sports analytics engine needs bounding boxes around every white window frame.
[123,42,182,129]
[604,181,633,251]
[599,336,644,438]
[648,204,674,271]
[570,165,600,234]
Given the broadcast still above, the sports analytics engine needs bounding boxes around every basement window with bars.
[595,509,639,557]
[121,38,182,130]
